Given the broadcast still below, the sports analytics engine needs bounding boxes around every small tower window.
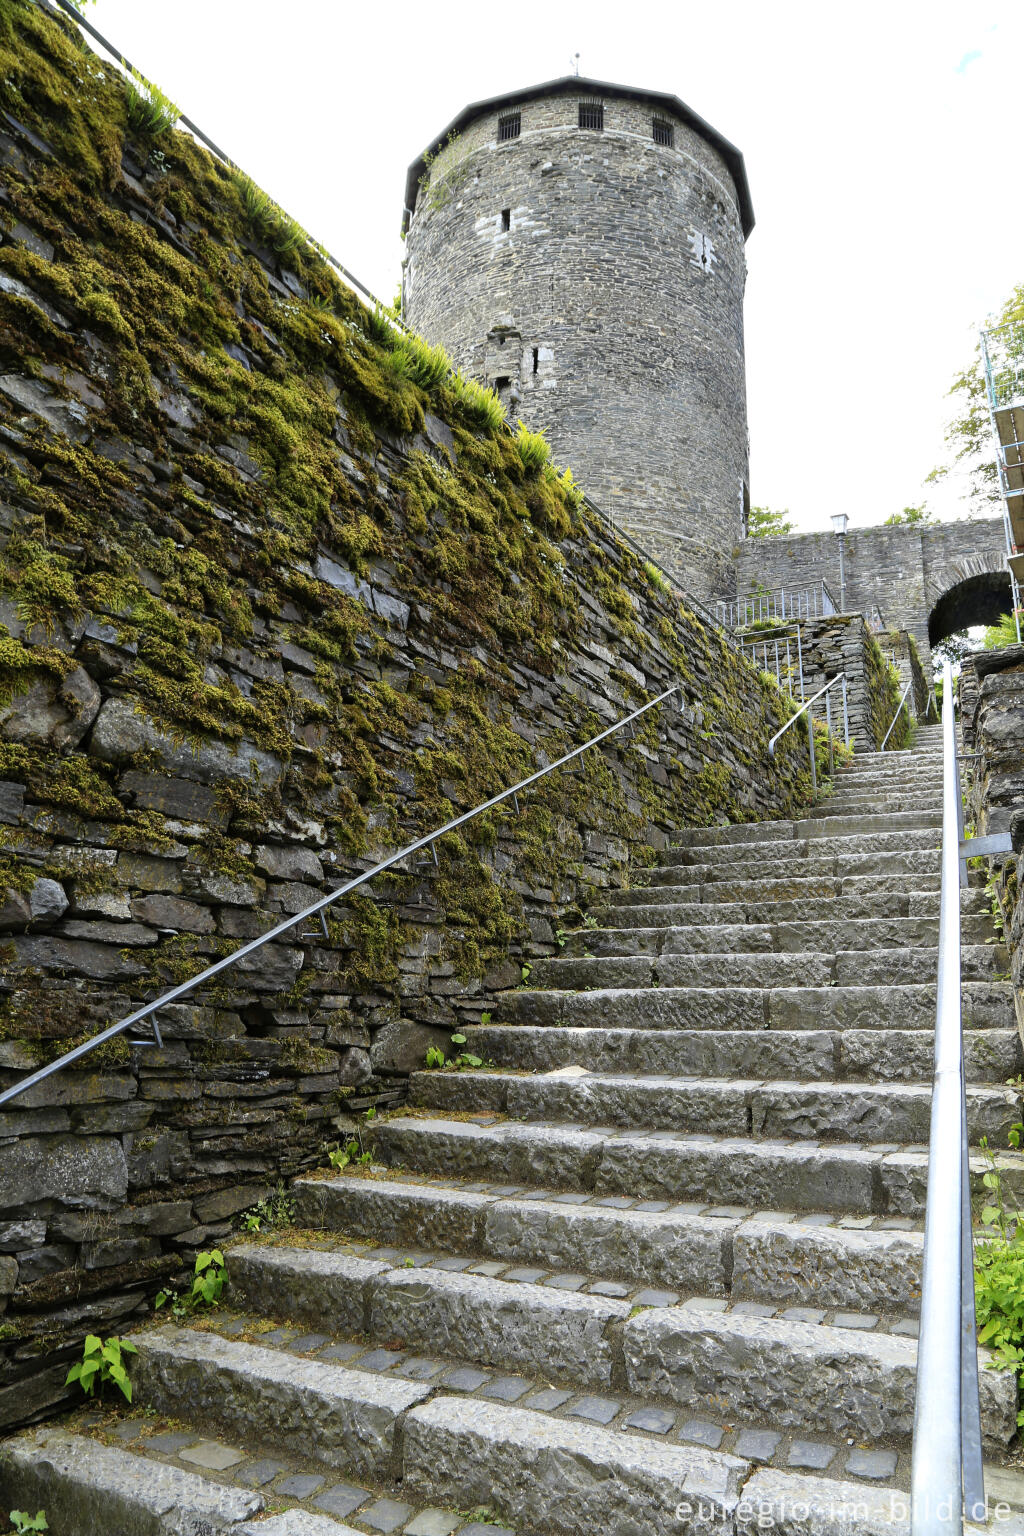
[652,118,674,147]
[494,376,510,393]
[498,111,521,142]
[578,101,604,131]
[532,347,539,374]
[501,208,511,231]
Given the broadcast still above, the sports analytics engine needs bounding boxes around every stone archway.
[926,549,1012,646]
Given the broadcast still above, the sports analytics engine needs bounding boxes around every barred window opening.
[498,112,521,142]
[501,208,511,231]
[653,118,674,147]
[578,101,604,131]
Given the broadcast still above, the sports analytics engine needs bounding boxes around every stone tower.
[402,76,754,601]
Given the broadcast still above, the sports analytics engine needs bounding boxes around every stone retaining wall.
[962,646,1024,1032]
[0,2,811,1429]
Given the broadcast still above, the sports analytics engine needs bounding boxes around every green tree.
[746,505,794,538]
[983,611,1022,649]
[928,282,1024,511]
[883,503,934,527]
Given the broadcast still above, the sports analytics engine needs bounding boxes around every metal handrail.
[880,679,914,751]
[48,0,393,318]
[0,686,686,1109]
[910,658,985,1534]
[767,674,849,796]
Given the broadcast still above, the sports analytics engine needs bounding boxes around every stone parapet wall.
[0,3,807,1430]
[736,520,1009,662]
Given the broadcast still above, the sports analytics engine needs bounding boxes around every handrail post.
[841,675,849,746]
[825,690,834,778]
[807,699,817,795]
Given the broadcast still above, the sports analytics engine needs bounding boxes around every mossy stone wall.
[0,1,810,1429]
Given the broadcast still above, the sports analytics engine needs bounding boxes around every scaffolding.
[980,319,1024,643]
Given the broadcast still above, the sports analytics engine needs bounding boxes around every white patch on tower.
[688,230,717,273]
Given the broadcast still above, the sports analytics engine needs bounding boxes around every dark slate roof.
[402,75,754,237]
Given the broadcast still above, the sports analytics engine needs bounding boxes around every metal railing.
[911,658,985,1534]
[715,579,838,629]
[0,687,687,1109]
[45,0,733,653]
[767,674,849,796]
[739,628,805,701]
[880,679,914,751]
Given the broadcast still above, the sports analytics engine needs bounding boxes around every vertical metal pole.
[837,535,847,613]
[841,675,849,746]
[910,657,966,1536]
[796,626,805,702]
[807,702,817,796]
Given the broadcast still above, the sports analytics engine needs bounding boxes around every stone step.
[464,1024,1023,1084]
[606,872,954,907]
[402,1396,748,1536]
[369,1116,1024,1217]
[292,1174,928,1311]
[217,1244,1011,1454]
[648,850,942,887]
[623,1304,1016,1450]
[660,828,939,867]
[526,944,1006,991]
[132,1323,432,1480]
[495,981,1015,1032]
[591,894,989,931]
[811,794,939,816]
[561,915,975,956]
[409,1070,1020,1146]
[669,812,940,849]
[0,1425,264,1532]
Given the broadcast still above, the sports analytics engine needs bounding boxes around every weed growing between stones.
[975,1113,1024,1423]
[7,1511,48,1533]
[154,1250,226,1320]
[64,1333,138,1404]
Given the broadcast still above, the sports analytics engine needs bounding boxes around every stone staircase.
[5,726,1024,1535]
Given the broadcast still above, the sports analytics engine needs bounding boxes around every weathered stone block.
[0,1135,127,1211]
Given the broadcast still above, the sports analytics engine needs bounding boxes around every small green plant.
[329,1137,361,1169]
[514,420,551,473]
[450,371,506,433]
[123,68,179,136]
[479,1011,492,1026]
[555,928,568,948]
[232,173,306,256]
[9,1513,48,1533]
[521,964,532,983]
[975,1123,1024,1423]
[583,914,599,929]
[425,1045,447,1069]
[643,560,671,595]
[65,1334,138,1404]
[155,1251,226,1318]
[448,1033,483,1069]
[240,1182,296,1234]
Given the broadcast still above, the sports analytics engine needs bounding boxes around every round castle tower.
[402,76,754,602]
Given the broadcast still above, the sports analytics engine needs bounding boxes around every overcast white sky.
[84,0,1022,536]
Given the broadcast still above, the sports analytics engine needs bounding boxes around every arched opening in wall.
[928,569,1013,647]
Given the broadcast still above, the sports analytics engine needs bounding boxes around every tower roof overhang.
[402,75,754,238]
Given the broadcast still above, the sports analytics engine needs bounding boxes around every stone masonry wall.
[403,83,749,604]
[736,520,1009,662]
[962,646,1024,1034]
[0,3,809,1430]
